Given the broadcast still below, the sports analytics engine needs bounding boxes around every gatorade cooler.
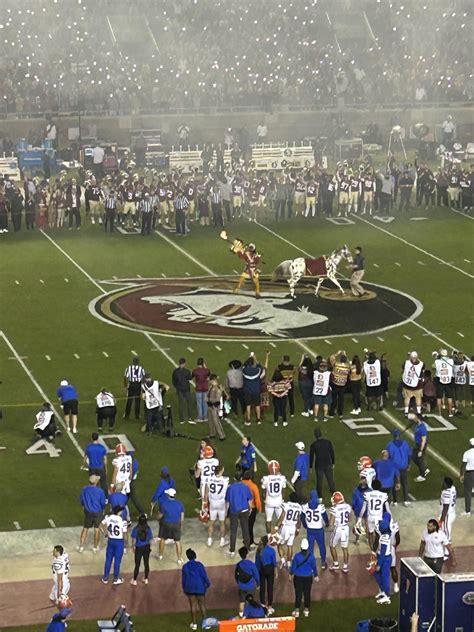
[399,558,436,631]
[436,573,474,631]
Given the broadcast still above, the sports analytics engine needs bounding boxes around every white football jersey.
[364,490,389,520]
[206,475,229,504]
[440,486,456,515]
[197,457,219,486]
[113,454,132,493]
[330,502,352,527]
[102,514,127,540]
[280,501,301,528]
[302,502,327,530]
[360,466,376,487]
[52,553,70,578]
[261,474,287,507]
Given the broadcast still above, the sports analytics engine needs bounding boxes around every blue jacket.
[151,478,176,505]
[131,526,153,547]
[80,485,106,513]
[109,491,128,508]
[243,602,266,618]
[235,558,260,591]
[182,559,211,595]
[256,545,277,571]
[45,615,67,632]
[294,452,310,481]
[414,422,428,446]
[85,442,107,469]
[226,482,252,513]
[161,497,185,523]
[386,439,411,470]
[302,490,329,529]
[290,550,318,577]
[352,484,369,517]
[373,459,399,488]
[242,364,262,394]
[56,384,78,402]
[239,444,256,470]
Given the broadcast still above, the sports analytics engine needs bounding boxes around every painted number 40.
[342,414,456,437]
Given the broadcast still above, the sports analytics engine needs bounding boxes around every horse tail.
[272,260,291,281]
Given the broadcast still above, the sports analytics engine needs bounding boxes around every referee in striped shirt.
[123,357,146,419]
[174,189,189,235]
[104,190,117,233]
[139,192,153,235]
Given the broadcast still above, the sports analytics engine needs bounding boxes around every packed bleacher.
[0,0,472,117]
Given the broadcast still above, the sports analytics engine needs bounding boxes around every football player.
[195,445,219,499]
[351,476,371,545]
[111,443,132,495]
[328,491,352,572]
[204,464,229,548]
[301,490,329,569]
[337,174,350,217]
[85,179,104,225]
[358,455,376,488]
[261,460,287,533]
[275,492,301,568]
[50,545,70,603]
[358,479,391,550]
[371,512,393,604]
[348,171,362,215]
[439,476,456,548]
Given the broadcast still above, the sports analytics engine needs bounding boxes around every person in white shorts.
[275,492,301,568]
[204,465,229,547]
[50,545,70,603]
[358,480,390,550]
[195,445,219,498]
[111,443,132,495]
[328,491,352,573]
[261,459,287,533]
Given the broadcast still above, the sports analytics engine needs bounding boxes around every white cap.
[300,538,309,551]
[470,438,474,446]
[295,441,305,451]
[410,351,418,358]
[165,488,177,497]
[60,380,68,386]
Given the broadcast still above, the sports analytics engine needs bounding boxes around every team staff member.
[95,388,116,431]
[350,246,365,297]
[130,514,153,585]
[57,379,79,434]
[402,351,425,415]
[242,471,262,546]
[291,442,310,500]
[34,402,60,442]
[419,519,456,574]
[123,357,145,420]
[235,547,260,619]
[386,430,412,505]
[142,373,169,435]
[182,548,211,632]
[373,450,400,500]
[277,355,296,417]
[78,475,106,553]
[309,428,336,499]
[226,473,252,556]
[328,351,350,418]
[255,535,277,615]
[460,437,474,515]
[172,358,194,424]
[411,413,430,482]
[236,436,257,475]
[82,432,108,496]
[44,607,72,632]
[157,488,185,565]
[100,505,128,585]
[290,538,319,619]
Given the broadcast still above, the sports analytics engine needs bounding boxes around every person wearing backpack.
[235,546,260,618]
[289,538,319,619]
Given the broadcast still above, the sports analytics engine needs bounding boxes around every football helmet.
[267,460,280,475]
[331,491,345,505]
[357,456,373,471]
[115,443,127,455]
[268,530,281,546]
[198,507,209,523]
[203,445,214,459]
[58,595,73,609]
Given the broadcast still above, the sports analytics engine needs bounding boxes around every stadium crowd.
[0,0,472,116]
[42,344,473,629]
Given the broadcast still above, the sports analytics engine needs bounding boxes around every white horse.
[272,245,353,298]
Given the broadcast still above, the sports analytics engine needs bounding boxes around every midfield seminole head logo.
[90,277,422,341]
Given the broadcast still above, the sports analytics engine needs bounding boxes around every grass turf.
[0,205,473,531]
[1,595,399,631]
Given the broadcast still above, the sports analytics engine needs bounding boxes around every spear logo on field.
[90,277,422,341]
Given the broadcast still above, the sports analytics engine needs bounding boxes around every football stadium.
[0,1,473,631]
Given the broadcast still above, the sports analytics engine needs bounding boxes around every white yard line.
[352,215,474,279]
[48,519,56,528]
[154,230,216,276]
[255,221,312,257]
[449,207,474,221]
[74,353,80,359]
[381,410,458,478]
[13,522,21,530]
[457,332,465,338]
[0,331,84,458]
[45,355,51,361]
[40,230,106,294]
[102,351,109,358]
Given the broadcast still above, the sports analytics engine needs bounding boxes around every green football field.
[0,204,473,532]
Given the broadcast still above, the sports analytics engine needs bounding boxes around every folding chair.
[97,605,128,631]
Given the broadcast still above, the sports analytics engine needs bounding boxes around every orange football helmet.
[115,443,127,455]
[267,460,280,475]
[357,455,373,471]
[203,445,215,459]
[331,491,345,505]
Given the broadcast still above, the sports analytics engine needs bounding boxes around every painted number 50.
[342,418,391,436]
